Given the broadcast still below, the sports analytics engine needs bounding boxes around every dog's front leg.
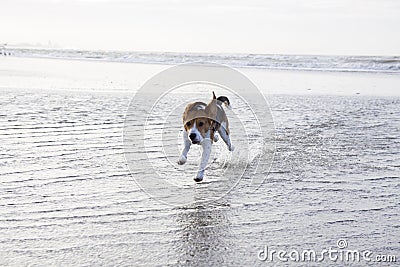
[194,130,212,182]
[177,129,191,165]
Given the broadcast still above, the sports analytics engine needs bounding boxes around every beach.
[0,55,399,265]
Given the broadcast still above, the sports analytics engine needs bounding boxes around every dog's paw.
[229,144,235,152]
[177,155,187,165]
[213,134,219,142]
[194,176,203,182]
[194,171,204,182]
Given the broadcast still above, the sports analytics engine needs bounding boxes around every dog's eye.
[198,122,204,127]
[186,121,191,127]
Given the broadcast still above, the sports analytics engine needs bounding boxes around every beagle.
[177,92,234,182]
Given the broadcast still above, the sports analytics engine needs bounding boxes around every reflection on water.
[174,201,232,266]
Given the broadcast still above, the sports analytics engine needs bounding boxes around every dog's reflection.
[174,200,233,266]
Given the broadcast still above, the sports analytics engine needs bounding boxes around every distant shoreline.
[4,47,400,74]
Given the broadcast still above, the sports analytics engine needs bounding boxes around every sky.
[1,0,400,55]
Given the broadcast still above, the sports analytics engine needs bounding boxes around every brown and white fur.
[178,92,234,182]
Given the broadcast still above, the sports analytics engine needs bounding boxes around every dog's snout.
[189,133,197,141]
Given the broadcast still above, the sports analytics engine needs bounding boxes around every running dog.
[177,92,234,182]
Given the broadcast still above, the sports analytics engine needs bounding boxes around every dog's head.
[183,93,218,144]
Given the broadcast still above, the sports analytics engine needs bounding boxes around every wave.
[7,48,400,73]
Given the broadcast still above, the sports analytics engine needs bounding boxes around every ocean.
[8,48,400,73]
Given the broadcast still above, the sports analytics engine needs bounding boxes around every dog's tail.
[213,92,232,110]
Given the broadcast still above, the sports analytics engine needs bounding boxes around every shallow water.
[1,83,399,265]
